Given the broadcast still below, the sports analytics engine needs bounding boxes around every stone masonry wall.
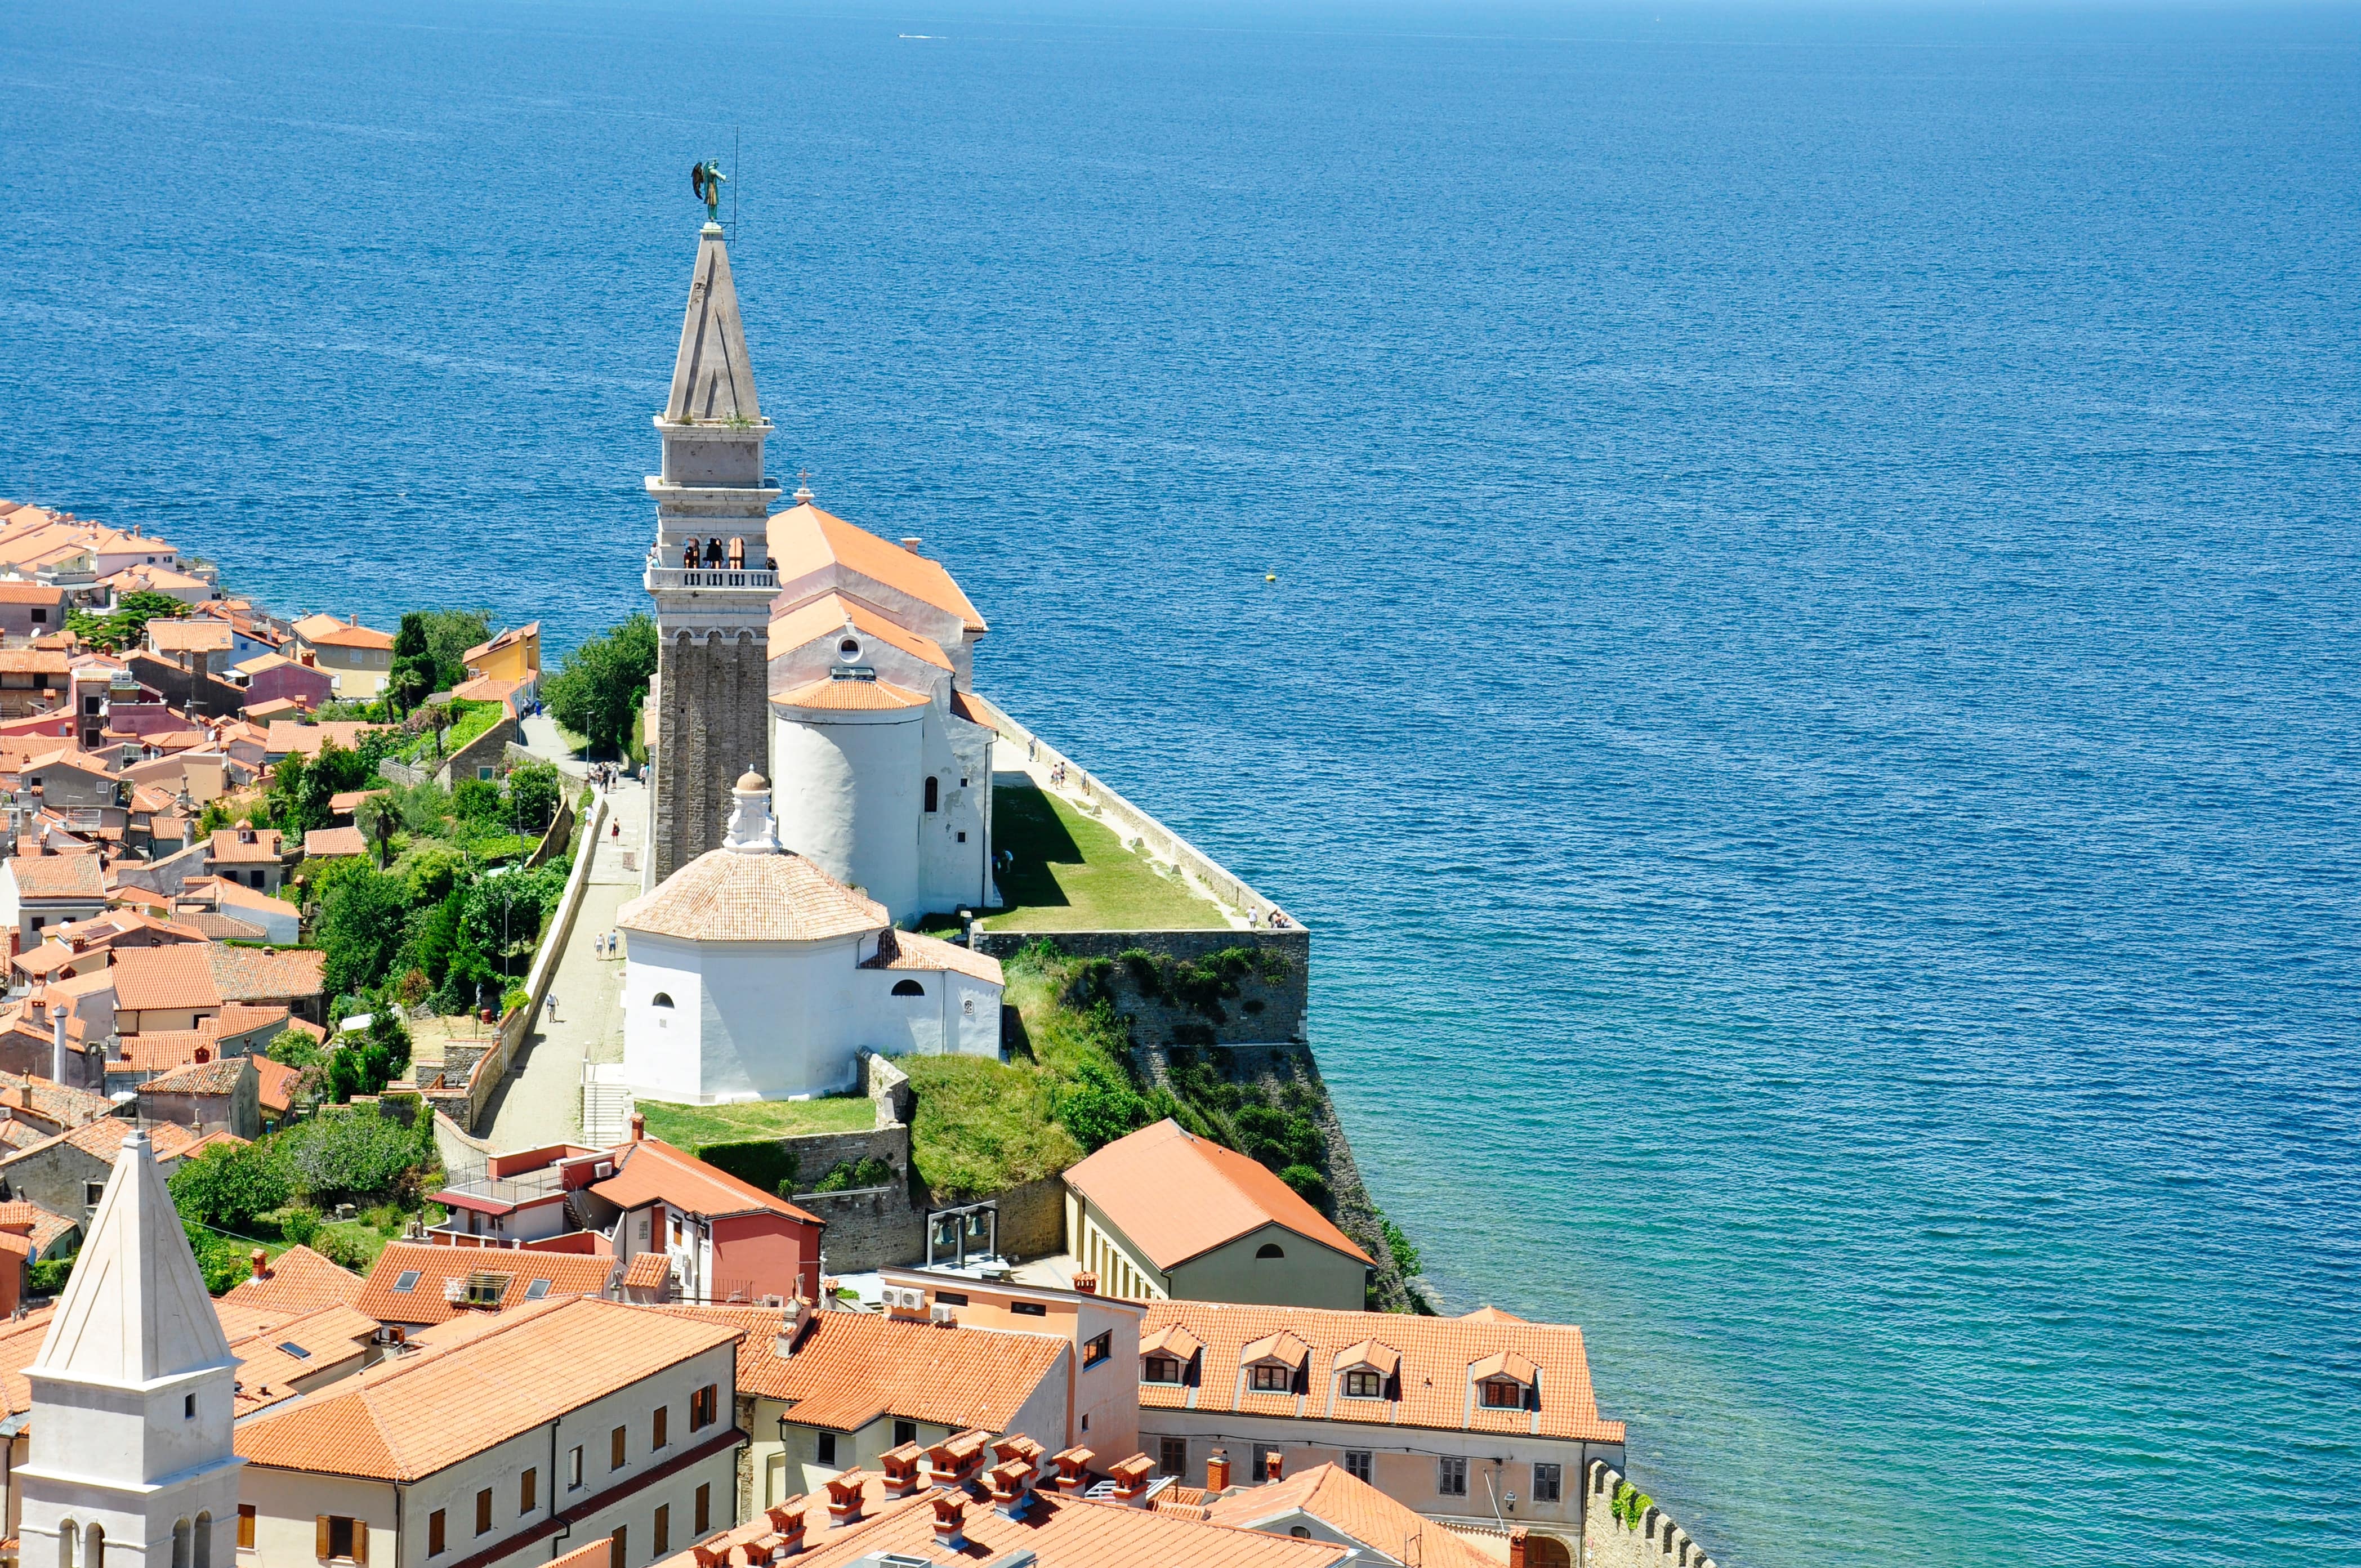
[434,711,521,788]
[651,629,768,885]
[1583,1460,1717,1568]
[972,929,1310,1044]
[797,1184,926,1275]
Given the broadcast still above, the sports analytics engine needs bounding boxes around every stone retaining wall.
[1585,1460,1716,1568]
[798,1184,925,1275]
[973,928,1309,1045]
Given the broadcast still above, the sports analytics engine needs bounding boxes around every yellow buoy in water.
[1266,573,1277,583]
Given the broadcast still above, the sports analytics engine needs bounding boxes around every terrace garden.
[980,780,1228,932]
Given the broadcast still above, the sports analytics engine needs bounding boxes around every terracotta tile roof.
[1063,1120,1372,1271]
[461,623,538,663]
[327,789,382,816]
[654,1303,1063,1431]
[4,855,104,899]
[290,615,395,651]
[209,879,301,921]
[769,504,988,635]
[447,674,525,707]
[44,965,117,1000]
[0,583,63,606]
[0,651,70,676]
[0,1199,79,1256]
[182,1129,251,1158]
[1199,1463,1498,1568]
[1136,1300,1623,1444]
[141,1055,251,1096]
[617,848,885,944]
[227,1299,380,1407]
[356,1241,619,1325]
[254,1056,301,1115]
[236,1297,739,1481]
[110,943,323,1012]
[302,827,368,858]
[592,1138,823,1226]
[769,592,953,672]
[242,697,305,722]
[0,1073,116,1127]
[860,928,1005,985]
[10,940,84,979]
[0,1307,56,1417]
[264,720,388,757]
[547,1539,613,1568]
[729,1485,1342,1568]
[173,912,269,942]
[773,676,931,712]
[207,827,283,863]
[621,1251,674,1290]
[947,688,996,729]
[146,620,235,654]
[217,1244,365,1316]
[1,1118,204,1172]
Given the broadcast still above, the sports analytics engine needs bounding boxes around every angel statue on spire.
[691,158,726,224]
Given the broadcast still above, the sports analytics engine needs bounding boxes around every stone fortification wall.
[989,1173,1065,1259]
[434,711,521,788]
[974,928,1309,1046]
[651,631,768,885]
[798,1183,924,1275]
[1584,1461,1716,1568]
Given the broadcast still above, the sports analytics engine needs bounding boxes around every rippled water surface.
[5,2,2358,1562]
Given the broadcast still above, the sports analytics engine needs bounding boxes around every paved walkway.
[479,775,645,1150]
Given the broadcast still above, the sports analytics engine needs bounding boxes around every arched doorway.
[1525,1535,1572,1568]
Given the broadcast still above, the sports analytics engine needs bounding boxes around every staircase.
[581,1062,634,1145]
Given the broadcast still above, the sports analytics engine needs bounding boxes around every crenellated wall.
[1584,1460,1716,1568]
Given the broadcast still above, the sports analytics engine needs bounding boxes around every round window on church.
[838,637,862,662]
[651,993,675,1009]
[891,979,926,998]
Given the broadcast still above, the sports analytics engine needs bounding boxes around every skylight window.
[276,1342,313,1360]
[393,1270,422,1293]
[524,1279,552,1300]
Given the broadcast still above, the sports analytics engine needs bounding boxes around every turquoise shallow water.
[3,3,2358,1562]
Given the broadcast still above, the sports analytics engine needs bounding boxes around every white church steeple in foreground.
[17,1131,242,1568]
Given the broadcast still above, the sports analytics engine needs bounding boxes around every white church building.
[16,1129,243,1568]
[617,773,1005,1105]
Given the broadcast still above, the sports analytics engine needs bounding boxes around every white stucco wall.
[623,930,872,1104]
[771,708,924,921]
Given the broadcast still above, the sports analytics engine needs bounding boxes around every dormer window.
[1344,1369,1385,1399]
[1142,1355,1185,1386]
[1480,1378,1526,1409]
[1248,1362,1295,1393]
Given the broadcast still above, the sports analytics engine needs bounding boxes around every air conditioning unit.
[595,1162,614,1178]
[883,1285,926,1314]
[930,1303,956,1326]
[760,1294,785,1310]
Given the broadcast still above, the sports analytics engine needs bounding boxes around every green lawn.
[983,780,1228,932]
[635,1096,877,1151]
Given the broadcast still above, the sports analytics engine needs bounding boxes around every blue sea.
[4,1,2356,1561]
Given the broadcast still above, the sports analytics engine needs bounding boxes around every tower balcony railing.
[643,566,779,592]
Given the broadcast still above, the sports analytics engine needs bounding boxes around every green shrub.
[281,1208,322,1248]
[809,1156,896,1193]
[29,1256,73,1296]
[168,1140,291,1231]
[313,1226,376,1271]
[1381,1217,1423,1278]
[696,1141,800,1199]
[1278,1165,1329,1207]
[277,1104,438,1209]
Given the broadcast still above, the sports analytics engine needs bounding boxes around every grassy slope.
[981,781,1226,931]
[902,953,1109,1198]
[635,1096,877,1149]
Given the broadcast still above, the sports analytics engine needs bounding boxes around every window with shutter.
[427,1513,444,1558]
[474,1491,490,1536]
[694,1484,710,1536]
[612,1426,627,1469]
[237,1510,256,1552]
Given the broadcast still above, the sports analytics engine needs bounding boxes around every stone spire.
[665,223,761,425]
[34,1129,233,1384]
[17,1131,242,1568]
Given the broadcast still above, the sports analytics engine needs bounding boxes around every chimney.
[929,1494,967,1552]
[823,1475,863,1527]
[992,1435,1045,1471]
[925,1429,988,1490]
[250,1248,269,1281]
[775,1296,813,1357]
[1072,1271,1097,1296]
[1265,1450,1283,1484]
[50,1007,66,1084]
[765,1504,805,1556]
[1206,1449,1230,1493]
[1507,1528,1529,1568]
[1108,1454,1155,1507]
[629,1111,645,1143]
[899,538,923,554]
[987,1460,1033,1517]
[880,1443,925,1499]
[1050,1446,1095,1496]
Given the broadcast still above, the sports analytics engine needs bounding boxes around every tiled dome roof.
[617,846,885,943]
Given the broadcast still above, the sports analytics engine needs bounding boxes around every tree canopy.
[543,614,657,760]
[68,589,190,653]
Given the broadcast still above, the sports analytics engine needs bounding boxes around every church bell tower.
[645,221,782,887]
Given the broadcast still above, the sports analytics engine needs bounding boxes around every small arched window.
[651,993,675,1009]
[1255,1242,1286,1259]
[891,979,926,998]
[59,1520,75,1568]
[86,1522,105,1568]
[194,1514,213,1568]
[923,776,940,813]
[172,1518,190,1568]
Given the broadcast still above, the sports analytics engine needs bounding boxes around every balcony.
[644,567,778,593]
[439,1163,568,1207]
